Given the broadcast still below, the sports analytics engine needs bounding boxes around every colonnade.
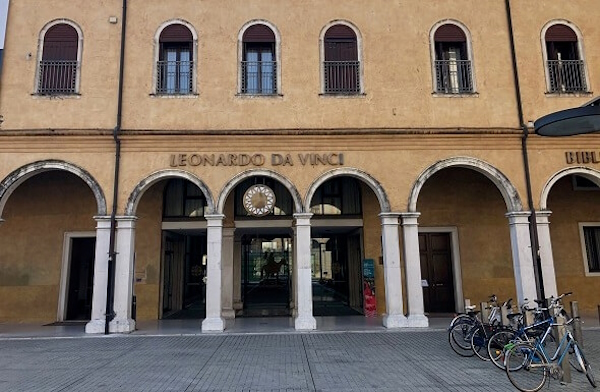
[85,210,559,333]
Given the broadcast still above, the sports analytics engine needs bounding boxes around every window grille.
[38,60,79,94]
[434,59,473,94]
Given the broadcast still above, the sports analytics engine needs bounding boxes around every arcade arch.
[408,157,535,310]
[0,160,105,324]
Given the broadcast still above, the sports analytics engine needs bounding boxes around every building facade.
[0,0,599,333]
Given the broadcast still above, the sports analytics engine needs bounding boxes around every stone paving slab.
[0,330,598,391]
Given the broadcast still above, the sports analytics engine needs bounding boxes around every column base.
[202,317,225,332]
[233,301,243,311]
[85,319,107,334]
[109,318,136,333]
[383,314,408,328]
[294,315,317,330]
[221,308,236,320]
[408,314,429,328]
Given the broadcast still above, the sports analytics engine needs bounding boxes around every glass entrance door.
[241,236,292,316]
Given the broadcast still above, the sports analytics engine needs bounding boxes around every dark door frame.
[418,227,464,313]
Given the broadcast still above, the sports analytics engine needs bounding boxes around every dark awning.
[534,103,600,137]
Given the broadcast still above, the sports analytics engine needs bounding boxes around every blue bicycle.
[504,294,596,391]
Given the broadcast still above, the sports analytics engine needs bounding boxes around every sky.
[0,0,7,49]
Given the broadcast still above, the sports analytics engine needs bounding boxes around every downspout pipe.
[505,0,545,302]
[105,0,127,334]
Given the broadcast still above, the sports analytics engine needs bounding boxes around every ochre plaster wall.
[547,176,600,317]
[3,0,596,133]
[133,182,165,321]
[0,172,97,322]
[417,168,518,307]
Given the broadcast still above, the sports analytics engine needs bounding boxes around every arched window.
[432,23,474,94]
[310,177,362,215]
[157,24,194,95]
[544,23,587,93]
[241,24,277,95]
[163,179,207,219]
[323,24,360,94]
[38,23,80,95]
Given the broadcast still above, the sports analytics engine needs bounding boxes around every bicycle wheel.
[449,314,473,329]
[449,322,475,357]
[488,330,516,370]
[566,345,585,373]
[573,343,597,388]
[505,342,548,392]
[471,325,491,361]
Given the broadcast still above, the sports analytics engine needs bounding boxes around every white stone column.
[536,210,558,298]
[233,235,243,312]
[506,212,538,305]
[202,214,225,332]
[110,216,137,333]
[380,213,408,328]
[221,227,235,320]
[85,216,112,333]
[293,213,316,330]
[400,212,428,327]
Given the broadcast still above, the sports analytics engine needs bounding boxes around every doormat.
[43,321,88,327]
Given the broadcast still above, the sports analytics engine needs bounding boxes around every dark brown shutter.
[43,24,78,61]
[160,24,193,43]
[434,24,466,42]
[243,24,275,43]
[324,25,356,40]
[546,25,577,42]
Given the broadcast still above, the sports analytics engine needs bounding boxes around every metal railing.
[323,61,360,94]
[240,61,277,95]
[156,60,194,95]
[37,61,79,95]
[547,59,587,93]
[434,59,473,94]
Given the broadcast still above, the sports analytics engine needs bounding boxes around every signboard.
[362,258,377,317]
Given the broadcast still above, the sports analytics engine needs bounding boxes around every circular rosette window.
[243,184,276,217]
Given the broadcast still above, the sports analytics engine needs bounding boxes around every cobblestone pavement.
[0,329,598,392]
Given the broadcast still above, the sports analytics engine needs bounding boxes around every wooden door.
[419,233,455,313]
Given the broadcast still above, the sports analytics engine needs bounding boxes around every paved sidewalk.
[0,326,598,391]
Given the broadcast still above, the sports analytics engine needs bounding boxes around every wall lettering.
[565,151,600,164]
[169,153,345,168]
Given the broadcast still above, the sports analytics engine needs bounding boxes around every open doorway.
[241,235,292,316]
[161,232,207,319]
[311,233,363,316]
[60,235,96,321]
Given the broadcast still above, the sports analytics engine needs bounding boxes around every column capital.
[379,212,400,226]
[293,212,313,224]
[115,215,138,221]
[93,218,112,230]
[93,215,112,222]
[205,214,225,228]
[115,216,138,229]
[0,218,4,226]
[536,210,553,222]
[399,212,421,225]
[505,211,531,224]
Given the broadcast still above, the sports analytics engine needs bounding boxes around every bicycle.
[470,298,514,361]
[504,294,596,391]
[487,301,554,370]
[448,294,501,358]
